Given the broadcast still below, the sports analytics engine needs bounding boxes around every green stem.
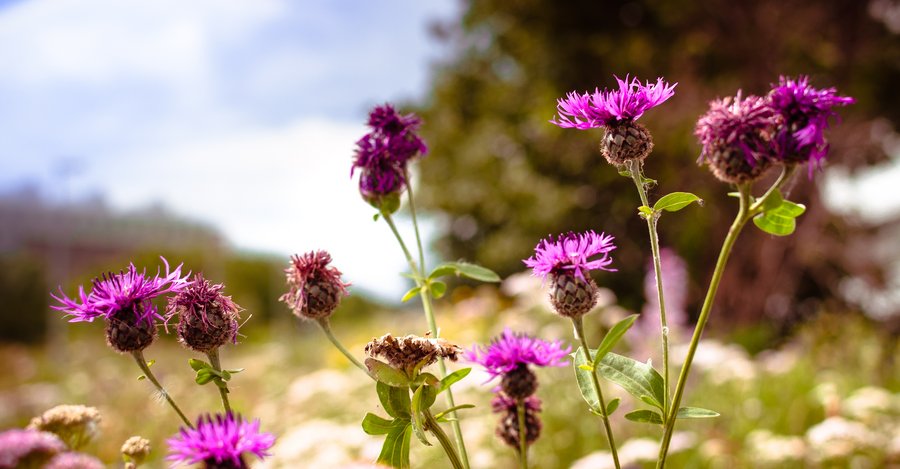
[656,184,751,467]
[626,159,670,414]
[424,409,465,469]
[572,317,621,469]
[206,349,232,414]
[315,318,367,373]
[382,210,471,468]
[131,351,193,428]
[405,171,427,279]
[517,399,529,469]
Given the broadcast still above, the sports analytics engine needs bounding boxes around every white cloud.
[100,118,433,299]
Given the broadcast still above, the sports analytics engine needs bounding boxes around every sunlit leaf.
[653,192,702,212]
[595,352,666,410]
[625,409,663,425]
[593,314,639,367]
[676,407,720,419]
[366,358,410,387]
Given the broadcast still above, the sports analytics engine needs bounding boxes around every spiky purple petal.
[466,329,570,380]
[552,76,676,129]
[167,413,275,467]
[523,231,617,281]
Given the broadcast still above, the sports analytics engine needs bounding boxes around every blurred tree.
[0,255,48,343]
[416,0,899,329]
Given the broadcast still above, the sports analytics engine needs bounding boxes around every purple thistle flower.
[166,275,242,353]
[551,75,676,129]
[167,413,275,469]
[523,231,617,281]
[51,257,189,326]
[768,75,854,169]
[352,104,427,201]
[695,92,779,183]
[466,329,570,380]
[0,429,67,467]
[280,250,350,320]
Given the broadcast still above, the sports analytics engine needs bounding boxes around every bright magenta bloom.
[768,75,854,167]
[695,92,778,168]
[551,75,676,129]
[167,413,275,468]
[352,104,427,199]
[51,257,189,327]
[523,231,617,281]
[466,329,570,380]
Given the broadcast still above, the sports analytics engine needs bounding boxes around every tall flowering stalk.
[51,258,194,428]
[467,330,570,468]
[654,76,854,468]
[553,76,685,427]
[524,231,623,468]
[352,104,500,468]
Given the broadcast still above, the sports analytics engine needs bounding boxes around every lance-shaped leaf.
[596,352,666,411]
[438,368,471,394]
[362,413,406,436]
[625,409,664,425]
[377,381,411,420]
[366,358,410,387]
[410,385,432,446]
[572,347,602,413]
[376,421,413,468]
[428,261,501,283]
[592,314,639,367]
[653,192,703,212]
[676,407,720,419]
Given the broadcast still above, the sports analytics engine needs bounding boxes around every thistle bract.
[280,250,349,320]
[492,394,543,450]
[167,275,241,353]
[695,92,778,184]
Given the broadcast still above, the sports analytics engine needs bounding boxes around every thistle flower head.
[167,413,275,469]
[523,231,617,281]
[51,257,189,326]
[466,329,570,380]
[352,104,427,203]
[695,92,779,183]
[166,275,241,353]
[491,394,543,450]
[280,250,349,320]
[551,75,676,129]
[27,404,101,450]
[768,75,854,168]
[0,429,67,468]
[365,333,461,373]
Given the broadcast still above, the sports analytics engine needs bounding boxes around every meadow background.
[1,0,899,467]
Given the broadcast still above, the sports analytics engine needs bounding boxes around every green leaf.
[189,358,210,372]
[221,370,231,381]
[642,175,658,187]
[376,421,413,468]
[653,192,703,212]
[753,211,797,236]
[625,409,664,425]
[431,261,501,283]
[592,314,639,367]
[410,385,432,446]
[225,368,244,374]
[427,265,457,280]
[377,382,411,419]
[366,358,410,387]
[373,213,380,222]
[596,352,666,411]
[195,370,215,385]
[637,205,654,218]
[779,200,806,217]
[400,286,421,303]
[761,189,784,211]
[606,398,620,416]
[429,280,447,299]
[147,360,155,367]
[438,368,471,394]
[433,404,476,421]
[572,347,602,413]
[137,375,146,381]
[362,413,405,435]
[618,169,633,178]
[676,407,720,419]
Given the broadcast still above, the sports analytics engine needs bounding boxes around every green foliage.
[654,192,703,213]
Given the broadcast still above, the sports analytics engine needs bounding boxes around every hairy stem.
[206,349,232,414]
[424,409,465,469]
[131,351,193,428]
[656,184,751,467]
[626,159,671,414]
[316,318,367,373]
[382,209,471,468]
[572,317,621,469]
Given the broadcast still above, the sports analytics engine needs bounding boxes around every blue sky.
[0,0,457,298]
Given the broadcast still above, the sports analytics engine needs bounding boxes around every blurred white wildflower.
[812,382,842,417]
[745,430,806,466]
[569,450,616,469]
[570,433,695,469]
[842,386,899,424]
[258,420,375,468]
[805,416,886,462]
[755,344,801,375]
[672,339,757,385]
